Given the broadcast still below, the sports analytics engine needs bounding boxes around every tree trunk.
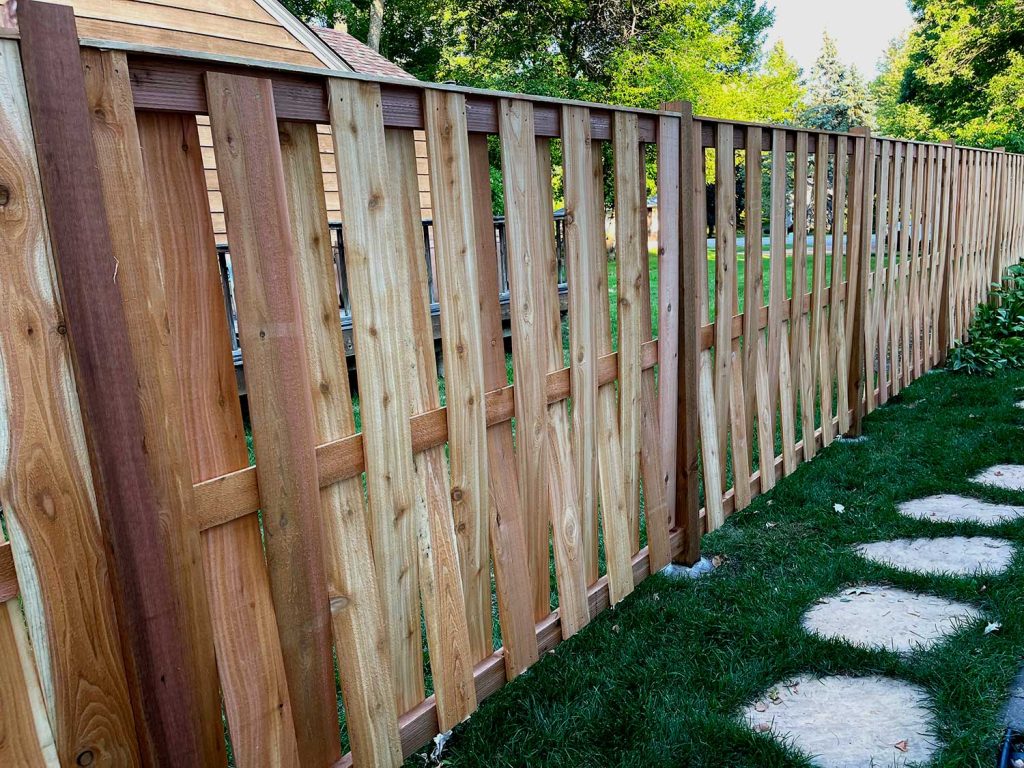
[368,0,384,52]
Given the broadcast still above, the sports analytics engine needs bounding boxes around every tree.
[799,32,872,132]
[871,35,945,141]
[874,0,1024,151]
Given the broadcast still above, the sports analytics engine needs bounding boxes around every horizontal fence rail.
[1,3,1023,766]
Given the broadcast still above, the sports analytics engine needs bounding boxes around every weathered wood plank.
[206,71,339,767]
[742,126,764,475]
[424,90,493,663]
[278,119,402,768]
[810,133,833,445]
[467,132,538,678]
[82,49,224,767]
[138,110,300,768]
[19,2,203,761]
[0,599,57,766]
[791,132,815,461]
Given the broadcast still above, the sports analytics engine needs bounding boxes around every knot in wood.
[76,751,94,766]
[451,487,464,503]
[0,184,9,207]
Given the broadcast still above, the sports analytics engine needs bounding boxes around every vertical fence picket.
[810,134,832,441]
[831,136,852,434]
[466,133,539,678]
[278,119,403,768]
[563,106,633,601]
[791,133,816,459]
[424,90,493,664]
[743,127,764,475]
[713,123,736,487]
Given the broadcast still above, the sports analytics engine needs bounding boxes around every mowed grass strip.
[408,368,1024,767]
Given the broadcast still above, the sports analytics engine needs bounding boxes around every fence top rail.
[79,35,673,117]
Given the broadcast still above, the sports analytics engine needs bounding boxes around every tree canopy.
[872,0,1024,151]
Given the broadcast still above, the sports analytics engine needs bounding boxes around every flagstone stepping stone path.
[743,675,937,768]
[856,536,1015,576]
[744,465,1023,765]
[898,494,1024,524]
[973,464,1024,492]
[802,585,981,653]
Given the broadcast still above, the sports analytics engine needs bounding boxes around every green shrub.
[949,261,1024,374]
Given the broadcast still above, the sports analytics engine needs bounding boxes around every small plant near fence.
[950,261,1024,374]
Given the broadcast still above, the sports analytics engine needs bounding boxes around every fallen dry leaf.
[833,503,845,513]
[984,622,1002,635]
[754,701,768,713]
[894,739,909,753]
[755,723,772,733]
[766,522,777,529]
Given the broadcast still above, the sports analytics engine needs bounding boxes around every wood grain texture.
[563,106,633,603]
[656,110,681,530]
[676,103,703,560]
[790,132,815,461]
[767,129,788,448]
[536,135,590,635]
[329,78,475,728]
[206,71,339,767]
[82,49,224,767]
[424,90,493,663]
[810,134,833,444]
[0,599,57,766]
[139,110,301,768]
[499,99,553,620]
[0,36,140,768]
[467,132,538,679]
[385,124,477,729]
[278,119,402,768]
[19,3,203,762]
[615,112,645,551]
[742,126,764,474]
[713,123,736,482]
[562,106,600,585]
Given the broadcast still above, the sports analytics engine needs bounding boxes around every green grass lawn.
[408,368,1024,767]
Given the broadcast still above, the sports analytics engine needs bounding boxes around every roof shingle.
[314,26,415,80]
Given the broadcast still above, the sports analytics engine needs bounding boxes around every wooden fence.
[0,3,1022,766]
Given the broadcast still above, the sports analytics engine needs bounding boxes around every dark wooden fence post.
[672,101,702,565]
[17,2,206,763]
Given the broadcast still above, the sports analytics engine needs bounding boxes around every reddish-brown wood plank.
[19,3,204,762]
[206,71,339,766]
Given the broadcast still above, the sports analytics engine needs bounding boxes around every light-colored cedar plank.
[138,110,301,768]
[0,544,14,602]
[849,132,874,433]
[278,120,402,768]
[191,340,660,531]
[582,128,636,603]
[843,133,865,419]
[499,99,552,621]
[640,129,672,570]
[329,78,475,728]
[206,71,339,767]
[886,143,905,396]
[728,346,752,510]
[767,129,788,449]
[908,141,926,385]
[656,112,681,529]
[698,353,725,530]
[391,122,477,729]
[778,328,798,474]
[753,337,775,492]
[423,90,493,663]
[536,134,591,635]
[831,136,851,435]
[562,106,603,587]
[466,133,539,678]
[742,126,764,470]
[791,132,815,461]
[82,49,224,767]
[810,133,833,445]
[0,599,57,766]
[73,18,322,67]
[713,123,736,492]
[614,112,645,552]
[0,37,139,768]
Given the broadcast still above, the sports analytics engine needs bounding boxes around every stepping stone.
[973,465,1024,492]
[898,494,1024,525]
[856,536,1015,577]
[802,585,981,653]
[743,674,937,768]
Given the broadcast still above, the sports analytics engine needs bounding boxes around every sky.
[764,0,915,79]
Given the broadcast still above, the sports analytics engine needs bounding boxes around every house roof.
[314,26,416,80]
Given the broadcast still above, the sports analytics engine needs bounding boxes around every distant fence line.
[1,3,1022,768]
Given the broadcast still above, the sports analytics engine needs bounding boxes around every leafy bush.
[949,262,1024,374]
